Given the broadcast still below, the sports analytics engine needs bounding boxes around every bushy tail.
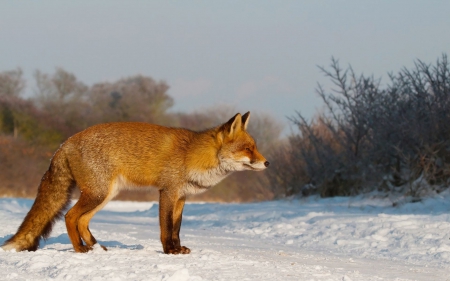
[1,150,75,251]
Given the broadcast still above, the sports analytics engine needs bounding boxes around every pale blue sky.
[1,1,449,129]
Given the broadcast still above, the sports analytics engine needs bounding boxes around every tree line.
[1,54,450,202]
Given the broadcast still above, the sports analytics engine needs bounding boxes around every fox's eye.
[245,147,252,152]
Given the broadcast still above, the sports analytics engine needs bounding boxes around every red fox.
[1,112,269,254]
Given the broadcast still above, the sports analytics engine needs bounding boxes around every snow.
[1,191,450,280]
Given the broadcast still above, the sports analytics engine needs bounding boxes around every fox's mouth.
[243,163,265,171]
[243,163,255,170]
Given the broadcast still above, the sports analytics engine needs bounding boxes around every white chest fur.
[188,166,229,187]
[183,166,231,195]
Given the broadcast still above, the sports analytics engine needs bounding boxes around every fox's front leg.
[159,190,190,254]
[172,196,190,254]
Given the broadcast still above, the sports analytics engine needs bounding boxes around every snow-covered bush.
[276,54,450,198]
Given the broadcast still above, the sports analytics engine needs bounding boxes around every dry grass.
[0,135,52,197]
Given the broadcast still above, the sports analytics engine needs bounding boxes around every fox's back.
[61,122,194,187]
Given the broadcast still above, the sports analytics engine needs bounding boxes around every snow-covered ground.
[1,191,450,281]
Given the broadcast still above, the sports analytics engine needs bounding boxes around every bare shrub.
[279,54,450,198]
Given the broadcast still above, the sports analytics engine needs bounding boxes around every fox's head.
[217,112,269,172]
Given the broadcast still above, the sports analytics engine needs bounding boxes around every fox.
[1,112,269,254]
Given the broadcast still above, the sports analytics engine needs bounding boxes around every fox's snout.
[241,154,269,171]
[249,149,269,171]
[248,160,269,171]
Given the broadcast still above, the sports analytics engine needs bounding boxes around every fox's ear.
[241,111,250,130]
[223,113,242,137]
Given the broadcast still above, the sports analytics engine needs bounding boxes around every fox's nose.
[264,161,270,167]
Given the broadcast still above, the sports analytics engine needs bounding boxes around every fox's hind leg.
[65,191,107,253]
[77,196,112,251]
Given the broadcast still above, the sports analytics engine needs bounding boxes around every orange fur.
[1,112,269,254]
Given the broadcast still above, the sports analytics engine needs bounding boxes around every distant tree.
[89,75,173,125]
[0,68,25,98]
[172,105,237,131]
[0,95,64,146]
[34,68,87,105]
[34,68,90,136]
[0,69,26,138]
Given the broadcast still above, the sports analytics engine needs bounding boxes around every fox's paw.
[74,245,93,253]
[167,246,191,255]
[85,243,108,251]
[180,246,191,254]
